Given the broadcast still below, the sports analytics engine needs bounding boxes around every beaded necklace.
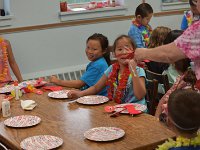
[0,37,8,82]
[132,19,152,47]
[106,63,130,103]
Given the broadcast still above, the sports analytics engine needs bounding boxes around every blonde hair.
[148,26,171,48]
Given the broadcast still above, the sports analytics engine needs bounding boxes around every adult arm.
[6,40,23,82]
[134,42,186,63]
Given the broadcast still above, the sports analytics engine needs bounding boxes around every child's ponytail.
[183,68,197,90]
[103,46,111,66]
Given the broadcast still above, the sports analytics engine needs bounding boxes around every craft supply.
[2,99,11,117]
[14,82,20,100]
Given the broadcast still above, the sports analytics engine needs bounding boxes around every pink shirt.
[175,21,200,79]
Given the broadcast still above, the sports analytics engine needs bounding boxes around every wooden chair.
[145,69,170,94]
[146,79,158,116]
[0,143,9,150]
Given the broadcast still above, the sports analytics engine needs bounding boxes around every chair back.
[0,143,9,150]
[146,79,158,115]
[145,69,170,93]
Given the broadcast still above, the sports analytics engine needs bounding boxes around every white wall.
[1,0,185,80]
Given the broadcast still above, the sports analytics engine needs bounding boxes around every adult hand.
[68,89,82,99]
[134,48,148,63]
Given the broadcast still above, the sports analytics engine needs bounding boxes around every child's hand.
[49,76,58,83]
[127,59,137,76]
[68,90,82,99]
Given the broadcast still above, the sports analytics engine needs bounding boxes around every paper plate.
[0,85,14,93]
[84,127,125,141]
[4,115,41,128]
[76,95,109,105]
[48,90,70,99]
[20,135,63,150]
[114,103,147,114]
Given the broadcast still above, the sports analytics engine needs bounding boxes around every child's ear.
[135,15,142,21]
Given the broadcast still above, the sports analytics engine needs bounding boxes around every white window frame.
[0,0,13,27]
[161,0,190,11]
[59,0,127,22]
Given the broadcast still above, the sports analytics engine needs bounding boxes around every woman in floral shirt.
[134,0,200,82]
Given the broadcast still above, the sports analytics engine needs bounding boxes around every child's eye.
[117,48,122,51]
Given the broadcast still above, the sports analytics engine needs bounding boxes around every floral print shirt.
[175,21,200,80]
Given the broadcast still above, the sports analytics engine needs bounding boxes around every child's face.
[138,13,153,26]
[191,5,200,15]
[114,38,134,65]
[197,0,200,12]
[85,39,104,62]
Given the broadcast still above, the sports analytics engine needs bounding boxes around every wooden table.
[0,92,175,150]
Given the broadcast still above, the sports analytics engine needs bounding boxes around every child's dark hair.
[87,33,110,65]
[112,35,136,52]
[163,30,184,45]
[168,89,200,133]
[183,68,197,90]
[135,3,153,18]
[164,30,190,72]
[174,58,191,74]
[189,0,196,6]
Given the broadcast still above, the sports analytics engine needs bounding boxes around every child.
[128,3,153,48]
[68,35,147,107]
[156,89,200,150]
[50,33,110,96]
[155,68,197,121]
[157,30,190,94]
[181,0,200,30]
[0,37,23,87]
[147,26,171,74]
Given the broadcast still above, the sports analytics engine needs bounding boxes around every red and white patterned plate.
[84,127,125,141]
[0,85,14,93]
[4,115,41,128]
[114,103,147,114]
[20,135,63,150]
[48,90,70,99]
[19,80,47,88]
[76,95,109,105]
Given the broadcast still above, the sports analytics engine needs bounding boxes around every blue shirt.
[128,24,151,48]
[181,14,188,30]
[104,65,147,109]
[80,57,108,96]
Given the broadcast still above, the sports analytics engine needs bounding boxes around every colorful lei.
[106,63,130,103]
[132,19,152,47]
[185,11,193,27]
[156,132,200,150]
[0,37,9,82]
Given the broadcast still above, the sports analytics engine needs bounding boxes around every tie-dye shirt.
[175,21,200,80]
[0,39,12,87]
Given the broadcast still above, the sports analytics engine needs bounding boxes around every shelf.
[59,6,127,22]
[0,15,13,27]
[161,1,189,10]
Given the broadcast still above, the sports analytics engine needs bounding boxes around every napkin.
[21,100,37,110]
[42,86,63,91]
